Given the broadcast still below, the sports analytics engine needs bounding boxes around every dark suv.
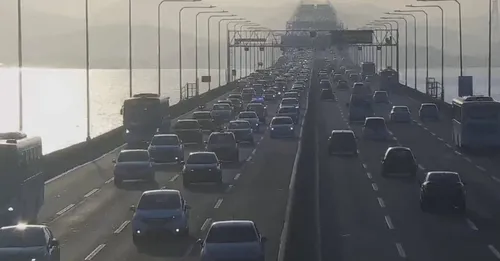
[173,119,203,145]
[420,171,466,214]
[381,147,417,178]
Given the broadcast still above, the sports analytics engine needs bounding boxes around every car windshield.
[272,117,293,125]
[386,149,413,161]
[213,104,231,111]
[365,119,386,129]
[247,105,263,111]
[205,225,258,243]
[282,99,298,105]
[427,173,460,183]
[117,151,149,162]
[151,136,179,146]
[137,193,181,210]
[393,107,409,113]
[186,153,217,164]
[465,105,500,120]
[0,228,46,248]
[278,107,297,114]
[239,112,257,119]
[228,95,241,99]
[175,121,199,129]
[193,112,212,120]
[228,122,251,129]
[421,105,437,112]
[208,134,235,144]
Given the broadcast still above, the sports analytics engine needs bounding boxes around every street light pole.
[207,14,235,91]
[128,0,132,97]
[195,10,227,95]
[418,0,462,76]
[489,0,492,95]
[397,9,429,89]
[407,4,445,101]
[382,16,408,87]
[219,19,245,86]
[178,5,213,100]
[85,0,91,141]
[17,0,23,131]
[388,12,417,90]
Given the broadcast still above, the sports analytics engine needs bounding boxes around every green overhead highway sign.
[330,30,373,44]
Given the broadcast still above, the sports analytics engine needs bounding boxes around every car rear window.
[0,227,46,247]
[117,151,150,162]
[193,112,212,120]
[186,153,217,164]
[175,121,200,129]
[239,112,257,118]
[365,119,386,129]
[213,104,231,110]
[206,225,258,243]
[279,107,298,114]
[138,193,181,210]
[208,134,235,144]
[151,136,179,146]
[427,173,460,183]
[386,149,413,161]
[228,121,250,129]
[330,133,356,147]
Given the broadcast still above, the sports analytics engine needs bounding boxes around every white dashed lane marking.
[476,165,486,172]
[105,177,114,184]
[362,163,367,169]
[372,183,379,191]
[234,173,241,180]
[170,174,179,182]
[214,199,223,209]
[377,197,385,208]
[84,188,99,198]
[56,204,75,216]
[85,244,106,260]
[114,220,130,234]
[385,215,395,229]
[366,172,372,179]
[396,243,407,258]
[489,245,500,260]
[466,218,478,231]
[201,218,212,231]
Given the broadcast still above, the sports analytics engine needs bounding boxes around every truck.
[379,67,399,91]
[361,62,376,79]
[123,93,170,148]
[0,132,45,226]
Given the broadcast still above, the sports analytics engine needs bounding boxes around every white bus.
[452,96,500,149]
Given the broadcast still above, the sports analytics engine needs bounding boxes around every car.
[173,119,203,145]
[263,89,277,101]
[228,98,243,113]
[206,132,239,162]
[277,106,299,124]
[419,103,439,121]
[336,80,349,90]
[349,73,360,83]
[131,189,190,244]
[227,120,254,145]
[270,116,295,138]
[320,89,336,101]
[319,80,332,90]
[246,103,267,123]
[181,152,222,187]
[148,134,184,164]
[420,171,466,214]
[250,97,267,109]
[280,98,300,110]
[362,117,390,141]
[192,111,216,132]
[390,106,412,123]
[241,89,256,102]
[291,86,306,93]
[328,130,358,156]
[237,111,261,132]
[380,147,417,177]
[228,93,242,100]
[373,91,390,104]
[198,220,267,261]
[113,149,155,186]
[0,224,60,261]
[283,91,300,99]
[211,103,233,124]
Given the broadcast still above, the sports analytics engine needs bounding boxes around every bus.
[123,93,170,147]
[361,62,376,79]
[379,67,399,91]
[0,132,44,226]
[452,96,500,149]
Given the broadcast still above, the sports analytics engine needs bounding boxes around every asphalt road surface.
[39,83,309,261]
[317,86,500,261]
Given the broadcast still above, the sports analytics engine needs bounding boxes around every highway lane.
[87,87,309,261]
[317,87,500,261]
[38,90,273,261]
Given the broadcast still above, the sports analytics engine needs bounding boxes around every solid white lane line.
[114,220,130,234]
[377,197,385,208]
[214,199,223,209]
[225,184,234,193]
[84,188,99,198]
[201,218,212,231]
[489,245,500,260]
[372,183,379,191]
[84,244,106,260]
[366,172,372,179]
[234,173,241,180]
[56,204,75,216]
[170,174,180,182]
[477,165,487,172]
[395,243,407,258]
[385,216,395,229]
[105,177,114,184]
[466,218,478,231]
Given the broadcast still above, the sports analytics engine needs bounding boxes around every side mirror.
[51,239,60,247]
[130,205,136,212]
[112,159,116,163]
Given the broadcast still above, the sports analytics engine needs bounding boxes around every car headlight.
[271,127,275,131]
[290,127,294,130]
